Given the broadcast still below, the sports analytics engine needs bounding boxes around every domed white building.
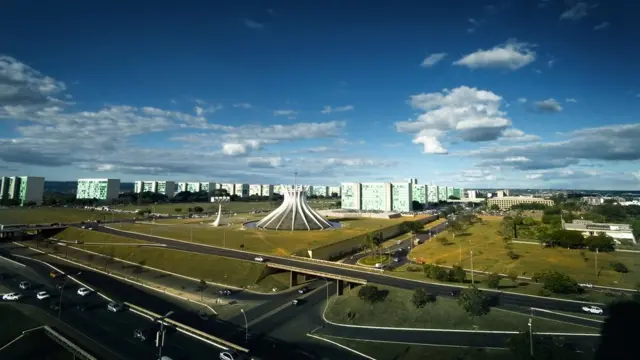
[256,185,333,231]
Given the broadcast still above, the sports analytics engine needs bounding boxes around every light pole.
[595,248,599,277]
[470,250,474,285]
[528,317,533,357]
[156,310,174,360]
[59,272,82,319]
[240,309,248,343]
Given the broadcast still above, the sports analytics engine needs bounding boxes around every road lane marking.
[307,333,376,360]
[247,284,327,327]
[531,307,605,323]
[316,334,510,350]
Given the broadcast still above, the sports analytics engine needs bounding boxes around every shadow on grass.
[456,233,473,237]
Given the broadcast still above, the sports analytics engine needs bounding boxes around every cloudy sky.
[1,0,639,190]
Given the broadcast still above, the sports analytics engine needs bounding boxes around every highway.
[0,256,217,360]
[94,225,608,316]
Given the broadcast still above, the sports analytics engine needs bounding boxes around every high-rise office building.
[234,183,249,198]
[134,180,175,198]
[0,176,45,205]
[76,179,120,201]
[341,182,413,212]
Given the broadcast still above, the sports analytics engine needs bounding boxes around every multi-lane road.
[94,225,608,316]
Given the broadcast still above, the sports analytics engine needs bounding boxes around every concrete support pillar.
[290,271,299,287]
[302,274,313,282]
[349,282,356,290]
[336,280,345,296]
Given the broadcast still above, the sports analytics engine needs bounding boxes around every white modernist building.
[0,176,45,205]
[234,183,249,198]
[341,182,413,212]
[311,185,329,197]
[328,186,341,197]
[256,185,333,231]
[249,184,262,196]
[261,184,274,197]
[220,183,235,195]
[76,179,120,201]
[134,180,175,198]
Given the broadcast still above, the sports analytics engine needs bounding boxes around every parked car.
[2,292,21,301]
[582,306,604,315]
[36,291,50,300]
[107,302,124,312]
[254,256,265,262]
[77,287,92,296]
[19,281,30,290]
[297,286,309,294]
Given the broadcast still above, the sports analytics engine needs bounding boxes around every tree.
[489,204,500,211]
[487,273,502,289]
[193,206,204,213]
[457,286,489,317]
[175,208,182,213]
[633,220,640,243]
[507,271,519,284]
[358,285,385,304]
[448,265,466,283]
[423,264,449,281]
[610,262,629,273]
[532,271,581,294]
[412,288,435,308]
[547,230,585,248]
[585,233,615,252]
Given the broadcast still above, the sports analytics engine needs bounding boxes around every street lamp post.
[470,250,474,285]
[528,317,533,357]
[156,311,174,360]
[595,248,599,277]
[59,272,82,319]
[240,309,248,343]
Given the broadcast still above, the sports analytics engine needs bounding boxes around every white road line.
[0,254,26,267]
[307,333,376,360]
[318,334,510,350]
[247,284,327,327]
[531,307,605,323]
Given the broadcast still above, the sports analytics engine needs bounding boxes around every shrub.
[532,271,582,294]
[412,288,435,308]
[358,285,380,303]
[438,237,449,245]
[506,250,520,260]
[448,265,466,283]
[487,273,502,289]
[406,265,422,272]
[610,262,629,273]
[458,286,490,317]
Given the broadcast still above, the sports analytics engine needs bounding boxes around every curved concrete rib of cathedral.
[256,185,333,231]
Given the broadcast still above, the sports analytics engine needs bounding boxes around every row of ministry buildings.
[0,176,45,206]
[340,180,465,212]
[74,179,342,201]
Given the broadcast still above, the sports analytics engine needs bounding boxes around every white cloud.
[526,173,543,180]
[500,128,541,142]
[534,98,563,112]
[565,98,578,103]
[517,97,527,103]
[560,2,589,21]
[468,18,481,26]
[246,156,282,168]
[233,102,252,109]
[453,39,536,70]
[273,109,298,118]
[222,141,264,156]
[321,105,354,114]
[593,21,610,30]
[420,53,447,68]
[243,18,264,29]
[396,86,541,154]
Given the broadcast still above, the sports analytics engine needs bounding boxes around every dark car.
[50,302,61,311]
[76,302,88,312]
[297,286,309,294]
[217,289,232,296]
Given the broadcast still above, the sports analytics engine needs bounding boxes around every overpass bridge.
[267,262,367,295]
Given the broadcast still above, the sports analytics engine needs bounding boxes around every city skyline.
[1,1,639,190]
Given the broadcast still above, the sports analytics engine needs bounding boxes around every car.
[393,257,400,262]
[36,291,50,300]
[107,302,124,312]
[2,292,21,301]
[374,263,384,269]
[133,328,149,342]
[76,303,88,312]
[19,281,30,290]
[49,271,63,279]
[582,306,604,315]
[77,287,92,296]
[219,350,241,360]
[254,256,264,262]
[292,299,302,305]
[297,286,309,294]
[50,302,61,311]
[218,289,232,296]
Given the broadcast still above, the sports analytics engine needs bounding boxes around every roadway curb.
[0,254,26,267]
[306,333,375,360]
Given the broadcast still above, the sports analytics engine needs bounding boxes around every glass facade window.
[427,185,439,203]
[412,185,427,204]
[340,183,360,209]
[438,187,447,201]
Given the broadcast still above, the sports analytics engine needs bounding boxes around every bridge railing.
[267,262,367,284]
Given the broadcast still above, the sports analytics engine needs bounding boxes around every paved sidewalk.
[8,242,267,317]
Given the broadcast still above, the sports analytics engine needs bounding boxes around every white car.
[219,351,241,360]
[107,302,124,312]
[254,256,264,262]
[374,263,384,269]
[36,291,50,300]
[582,306,604,315]
[77,287,92,296]
[2,292,22,301]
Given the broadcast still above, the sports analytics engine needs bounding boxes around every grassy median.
[54,227,147,244]
[325,285,599,333]
[409,217,640,288]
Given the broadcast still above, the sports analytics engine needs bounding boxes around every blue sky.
[1,0,639,190]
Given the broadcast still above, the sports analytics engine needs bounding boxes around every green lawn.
[325,285,599,333]
[0,207,135,225]
[53,227,147,244]
[324,336,513,360]
[38,237,287,291]
[409,217,640,289]
[112,199,340,214]
[357,255,389,266]
[114,216,413,256]
[0,305,41,345]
